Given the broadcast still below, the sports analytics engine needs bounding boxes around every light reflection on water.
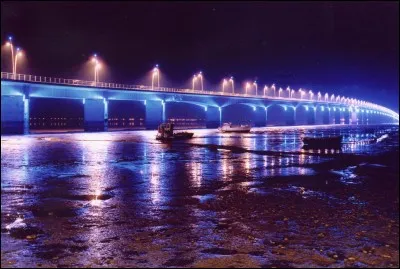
[1,124,399,267]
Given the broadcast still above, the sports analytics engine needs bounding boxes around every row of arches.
[27,97,395,132]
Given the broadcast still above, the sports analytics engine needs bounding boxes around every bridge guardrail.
[1,71,397,118]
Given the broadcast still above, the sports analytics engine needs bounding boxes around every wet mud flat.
[1,129,399,268]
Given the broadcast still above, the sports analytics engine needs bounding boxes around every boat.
[302,135,343,148]
[218,123,251,133]
[156,123,194,141]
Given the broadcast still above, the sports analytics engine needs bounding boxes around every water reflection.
[1,125,398,267]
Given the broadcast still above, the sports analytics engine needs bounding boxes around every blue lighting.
[94,53,97,57]
[144,100,147,106]
[361,109,364,113]
[204,106,208,112]
[82,99,85,104]
[253,106,256,111]
[321,106,324,111]
[305,105,309,111]
[283,106,287,111]
[8,36,12,41]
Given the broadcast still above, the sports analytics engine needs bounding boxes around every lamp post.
[198,71,203,91]
[272,84,276,97]
[5,36,15,76]
[300,89,304,99]
[222,79,227,93]
[278,87,283,97]
[192,75,197,91]
[286,86,290,98]
[152,65,160,89]
[309,90,314,100]
[92,54,100,83]
[245,82,250,95]
[14,48,22,78]
[229,77,234,93]
[253,81,257,96]
[291,89,295,98]
[264,85,268,96]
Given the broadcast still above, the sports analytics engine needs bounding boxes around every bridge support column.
[308,108,316,125]
[254,107,267,127]
[145,100,163,129]
[328,109,335,124]
[350,111,358,125]
[1,95,29,134]
[84,98,107,132]
[206,106,220,128]
[284,107,295,125]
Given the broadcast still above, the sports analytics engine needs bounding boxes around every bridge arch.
[266,103,295,126]
[164,101,207,127]
[221,103,266,126]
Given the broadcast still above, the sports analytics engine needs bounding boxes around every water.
[1,125,399,268]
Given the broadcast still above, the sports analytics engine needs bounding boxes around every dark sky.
[1,1,399,111]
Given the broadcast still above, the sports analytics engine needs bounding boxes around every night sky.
[1,1,399,111]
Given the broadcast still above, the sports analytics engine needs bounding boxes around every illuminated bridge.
[1,72,399,134]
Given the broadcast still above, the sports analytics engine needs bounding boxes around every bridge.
[1,72,399,134]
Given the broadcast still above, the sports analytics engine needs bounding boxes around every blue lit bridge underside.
[1,79,398,134]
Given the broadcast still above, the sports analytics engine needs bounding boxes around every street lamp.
[5,36,15,76]
[192,75,198,91]
[299,89,304,99]
[14,48,23,77]
[229,77,234,93]
[92,54,100,83]
[253,81,257,96]
[272,84,276,97]
[222,78,227,93]
[198,71,203,91]
[286,86,290,98]
[317,91,321,101]
[291,89,295,98]
[278,87,283,97]
[152,64,160,89]
[263,85,268,96]
[245,82,250,95]
[309,90,314,100]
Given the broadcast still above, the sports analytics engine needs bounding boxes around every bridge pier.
[350,111,358,125]
[84,98,108,132]
[1,95,29,134]
[206,106,220,128]
[254,107,267,127]
[328,109,335,124]
[145,100,164,129]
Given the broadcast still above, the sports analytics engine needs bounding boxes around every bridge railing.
[1,71,397,117]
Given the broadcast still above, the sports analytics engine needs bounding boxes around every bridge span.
[1,72,398,134]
